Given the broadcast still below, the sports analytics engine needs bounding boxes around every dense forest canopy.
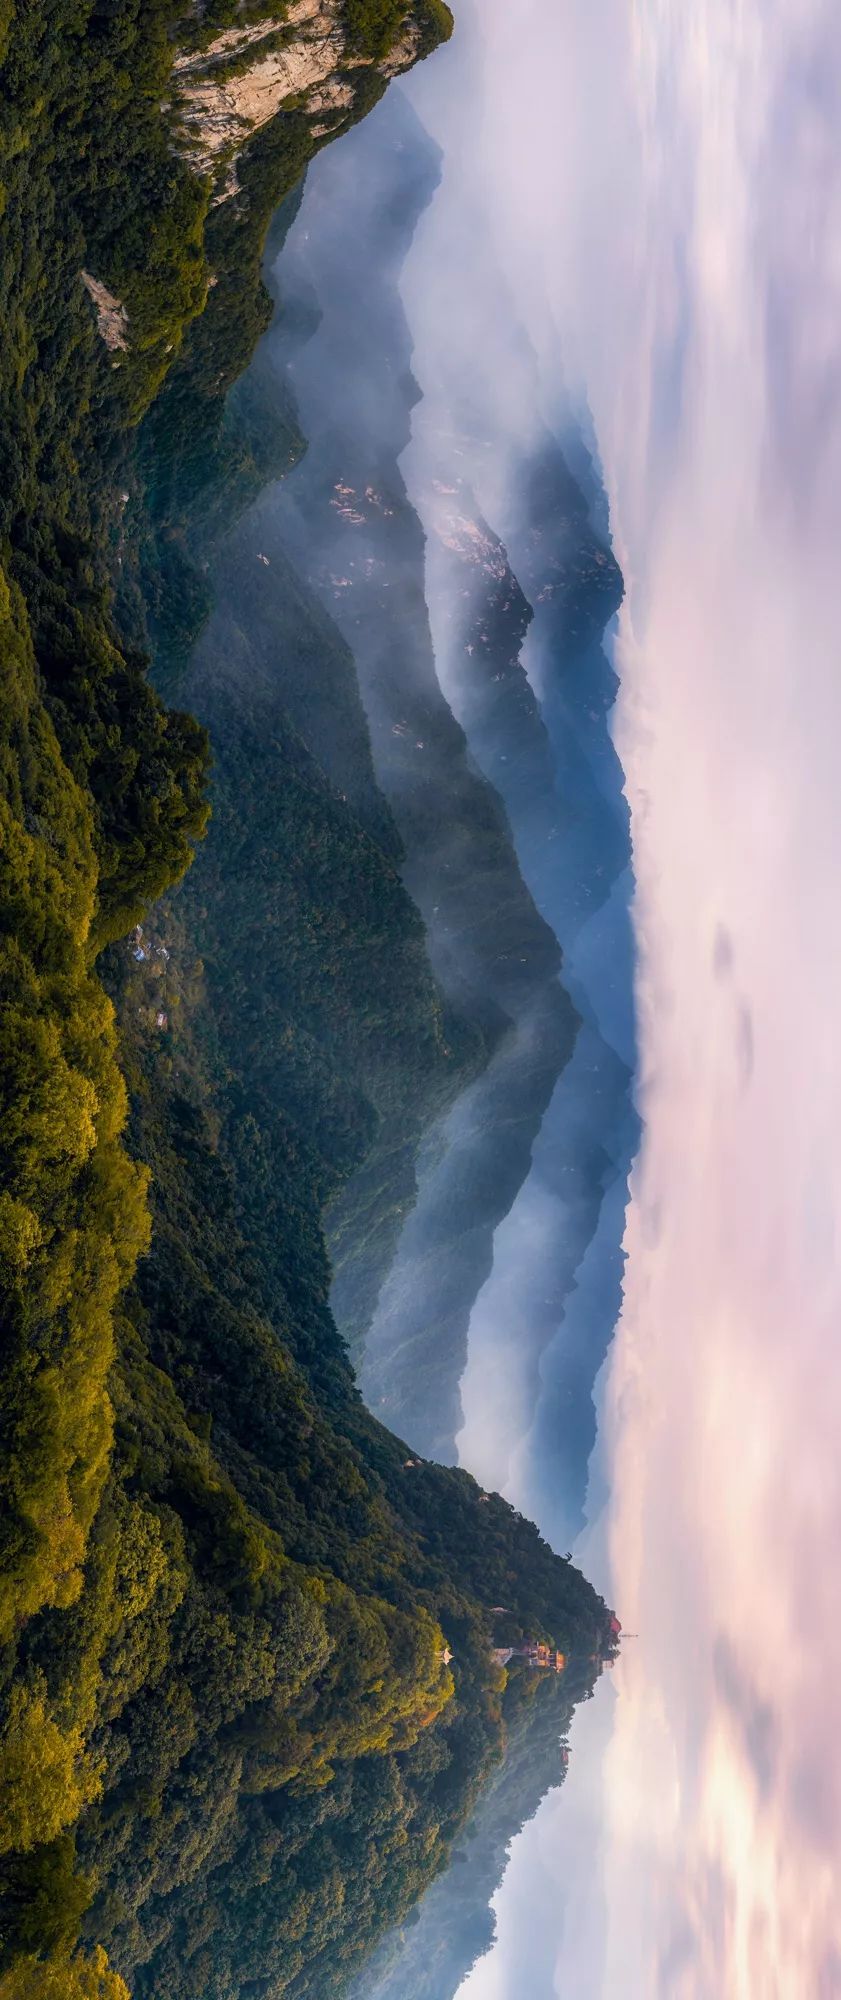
[0,1,615,1995]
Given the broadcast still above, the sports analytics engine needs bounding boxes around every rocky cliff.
[0,8,619,2000]
[173,0,439,182]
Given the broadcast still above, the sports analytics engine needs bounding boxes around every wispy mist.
[398,0,841,1994]
[397,23,639,1550]
[258,78,634,1520]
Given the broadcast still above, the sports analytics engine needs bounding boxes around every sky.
[402,2,841,1994]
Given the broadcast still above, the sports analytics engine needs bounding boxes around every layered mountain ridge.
[260,89,636,1526]
[0,10,620,2000]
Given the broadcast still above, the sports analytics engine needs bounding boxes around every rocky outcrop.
[173,0,422,180]
[380,23,421,77]
[80,270,130,350]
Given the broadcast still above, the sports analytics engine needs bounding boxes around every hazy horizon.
[402,1,841,1993]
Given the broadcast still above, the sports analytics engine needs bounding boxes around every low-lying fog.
[265,85,637,1550]
[404,1,841,1994]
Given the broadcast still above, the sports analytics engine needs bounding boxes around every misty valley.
[0,10,634,2000]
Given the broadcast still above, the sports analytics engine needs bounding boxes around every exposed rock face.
[174,0,343,167]
[380,23,420,76]
[173,0,421,179]
[80,270,130,350]
[172,16,294,73]
[308,73,356,135]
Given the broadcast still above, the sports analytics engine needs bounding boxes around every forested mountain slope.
[247,96,579,1435]
[0,4,617,1998]
[262,92,633,1492]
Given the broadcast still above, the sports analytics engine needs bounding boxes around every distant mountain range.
[0,13,620,2000]
[262,90,638,1537]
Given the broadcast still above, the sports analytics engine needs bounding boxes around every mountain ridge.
[0,7,618,2000]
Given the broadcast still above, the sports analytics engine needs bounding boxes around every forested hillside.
[0,3,616,1995]
[250,101,579,1428]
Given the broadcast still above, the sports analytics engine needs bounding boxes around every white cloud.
[406,1,841,1993]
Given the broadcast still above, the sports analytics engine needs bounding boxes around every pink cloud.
[407,1,841,1993]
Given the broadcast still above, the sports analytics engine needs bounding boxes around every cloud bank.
[402,1,841,1993]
